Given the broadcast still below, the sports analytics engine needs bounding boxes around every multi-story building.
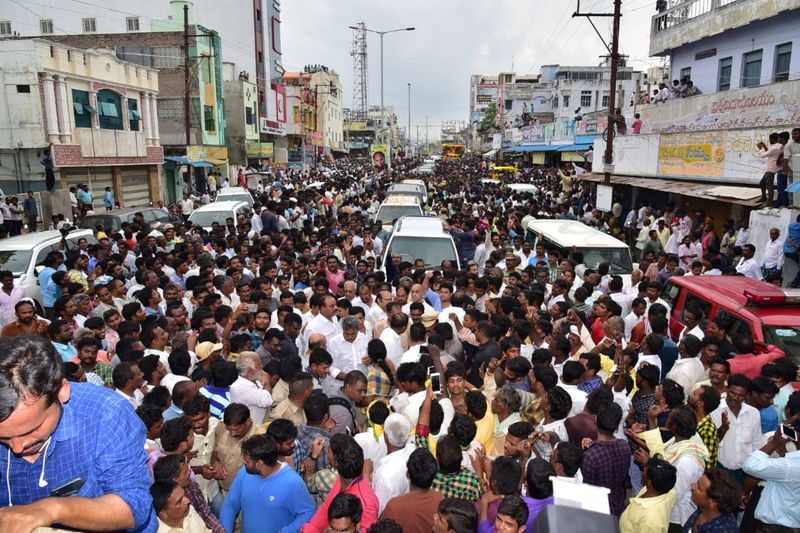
[343,109,376,158]
[584,0,800,256]
[43,11,226,201]
[225,75,264,167]
[0,39,163,206]
[1,0,287,162]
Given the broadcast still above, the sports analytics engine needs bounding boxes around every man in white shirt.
[367,289,391,331]
[666,335,706,396]
[762,228,785,275]
[230,352,273,424]
[401,284,435,315]
[372,414,415,514]
[400,323,428,364]
[678,306,705,343]
[328,316,370,375]
[608,276,632,318]
[634,334,664,377]
[624,298,647,342]
[304,294,340,346]
[560,361,588,416]
[735,244,764,280]
[113,361,145,409]
[711,374,763,477]
[379,313,407,368]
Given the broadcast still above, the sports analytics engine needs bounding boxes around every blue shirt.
[682,509,738,532]
[104,191,115,207]
[0,383,156,532]
[743,449,800,528]
[38,266,62,308]
[23,197,37,216]
[760,406,780,434]
[220,464,316,533]
[52,341,77,362]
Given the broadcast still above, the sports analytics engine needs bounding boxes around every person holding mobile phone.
[742,412,800,530]
[0,335,157,531]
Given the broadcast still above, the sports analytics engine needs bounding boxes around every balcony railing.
[652,0,744,35]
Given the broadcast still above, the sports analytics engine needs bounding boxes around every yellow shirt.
[619,487,677,533]
[213,421,263,492]
[474,411,496,450]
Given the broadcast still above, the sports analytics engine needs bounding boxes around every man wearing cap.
[192,342,224,383]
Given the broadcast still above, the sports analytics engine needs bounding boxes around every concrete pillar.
[148,94,160,146]
[147,164,162,205]
[41,74,60,143]
[53,76,72,142]
[121,96,130,131]
[140,92,153,145]
[89,90,100,129]
[112,166,124,207]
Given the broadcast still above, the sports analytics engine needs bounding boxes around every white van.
[188,201,250,231]
[401,179,429,203]
[384,216,460,271]
[215,186,254,207]
[525,219,633,284]
[374,195,424,234]
[0,228,98,306]
[387,183,427,205]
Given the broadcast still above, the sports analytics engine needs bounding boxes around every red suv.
[661,276,800,362]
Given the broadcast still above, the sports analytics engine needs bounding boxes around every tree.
[478,102,497,134]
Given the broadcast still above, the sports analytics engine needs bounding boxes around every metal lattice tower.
[350,22,368,120]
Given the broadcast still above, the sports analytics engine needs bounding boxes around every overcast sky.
[281,0,661,140]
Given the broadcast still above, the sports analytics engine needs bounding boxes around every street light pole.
[407,82,411,154]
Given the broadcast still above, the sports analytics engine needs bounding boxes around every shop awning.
[164,156,213,168]
[482,149,498,159]
[504,145,556,153]
[203,158,228,166]
[578,173,763,206]
[556,143,593,152]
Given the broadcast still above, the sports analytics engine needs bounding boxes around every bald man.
[401,284,435,314]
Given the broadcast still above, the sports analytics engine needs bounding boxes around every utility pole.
[573,0,622,186]
[407,82,411,155]
[183,4,192,188]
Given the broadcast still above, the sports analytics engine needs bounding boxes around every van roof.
[192,201,248,212]
[0,229,94,250]
[216,187,251,196]
[526,219,628,249]
[380,195,420,206]
[668,276,800,325]
[388,183,423,192]
[401,179,426,187]
[393,216,448,236]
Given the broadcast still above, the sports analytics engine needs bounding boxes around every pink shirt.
[631,118,642,134]
[302,475,379,533]
[324,268,345,296]
[0,286,25,325]
[757,143,784,172]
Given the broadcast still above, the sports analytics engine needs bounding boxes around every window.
[580,91,591,108]
[72,89,94,128]
[82,18,96,33]
[504,100,512,111]
[681,293,711,332]
[562,94,570,108]
[774,42,792,82]
[245,106,255,125]
[15,85,30,93]
[680,67,691,81]
[601,93,609,108]
[126,17,139,31]
[0,21,11,36]
[553,96,559,109]
[718,57,732,91]
[40,19,53,35]
[203,105,215,132]
[741,49,762,88]
[97,89,122,130]
[716,310,752,342]
[128,98,140,131]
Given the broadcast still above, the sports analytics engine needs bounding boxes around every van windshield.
[375,206,422,224]
[188,211,235,227]
[0,250,33,276]
[389,236,457,269]
[578,247,633,275]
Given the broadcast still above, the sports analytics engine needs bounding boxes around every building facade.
[584,0,800,238]
[0,39,163,205]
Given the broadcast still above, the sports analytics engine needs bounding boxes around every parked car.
[188,201,250,231]
[383,216,460,271]
[373,195,424,234]
[215,186,254,207]
[0,228,98,306]
[662,276,800,361]
[79,207,180,233]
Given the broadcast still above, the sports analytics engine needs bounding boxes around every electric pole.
[183,4,192,188]
[573,0,622,186]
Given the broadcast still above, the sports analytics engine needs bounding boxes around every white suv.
[384,216,460,271]
[0,228,98,306]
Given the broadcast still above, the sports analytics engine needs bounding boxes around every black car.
[79,207,181,233]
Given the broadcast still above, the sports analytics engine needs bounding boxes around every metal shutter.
[120,169,152,208]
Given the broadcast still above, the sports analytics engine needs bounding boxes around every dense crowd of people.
[0,155,798,533]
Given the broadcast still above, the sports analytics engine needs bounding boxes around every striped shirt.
[200,385,231,419]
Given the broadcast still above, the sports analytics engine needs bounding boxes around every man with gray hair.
[230,351,273,424]
[371,412,414,514]
[328,315,370,375]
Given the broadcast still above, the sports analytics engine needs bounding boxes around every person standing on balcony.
[776,131,792,207]
[784,128,800,204]
[756,133,783,206]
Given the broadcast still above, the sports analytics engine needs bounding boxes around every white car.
[188,201,251,231]
[506,183,539,194]
[384,216,460,271]
[0,228,97,306]
[374,195,424,234]
[215,186,254,207]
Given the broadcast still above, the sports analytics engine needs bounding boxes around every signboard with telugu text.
[658,131,726,178]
